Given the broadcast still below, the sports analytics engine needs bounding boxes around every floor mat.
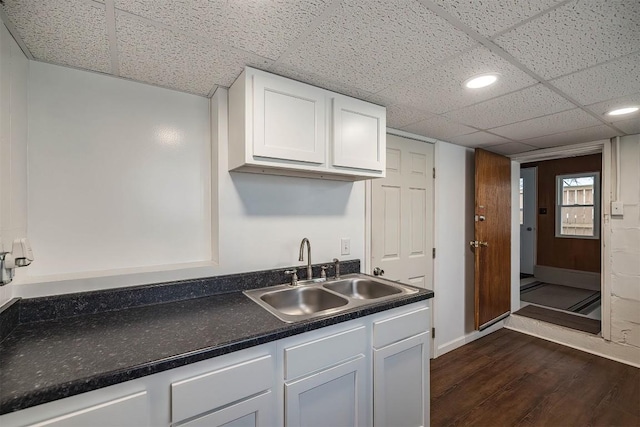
[513,305,601,335]
[521,283,600,312]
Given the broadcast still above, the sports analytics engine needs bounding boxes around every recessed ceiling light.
[464,73,500,89]
[606,106,639,116]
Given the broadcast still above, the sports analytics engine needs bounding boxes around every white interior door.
[370,134,434,289]
[520,167,537,275]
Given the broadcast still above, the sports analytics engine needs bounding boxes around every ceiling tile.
[495,0,640,79]
[522,124,620,148]
[114,0,332,60]
[614,117,640,135]
[489,108,602,141]
[442,84,575,129]
[2,0,111,73]
[376,46,538,114]
[385,104,436,129]
[116,12,272,96]
[267,63,391,106]
[550,53,640,105]
[430,0,564,37]
[446,131,512,148]
[585,93,640,123]
[277,0,476,93]
[485,142,538,155]
[401,115,476,140]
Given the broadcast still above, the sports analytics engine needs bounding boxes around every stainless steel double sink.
[244,273,419,323]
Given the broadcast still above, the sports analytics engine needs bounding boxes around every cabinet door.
[181,391,274,427]
[374,332,429,427]
[332,95,385,172]
[285,356,367,427]
[252,73,326,164]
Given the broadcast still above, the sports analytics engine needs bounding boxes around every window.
[519,178,524,225]
[556,172,600,238]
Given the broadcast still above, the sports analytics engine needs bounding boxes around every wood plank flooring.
[431,328,640,427]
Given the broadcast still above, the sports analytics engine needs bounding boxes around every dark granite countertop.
[0,267,433,415]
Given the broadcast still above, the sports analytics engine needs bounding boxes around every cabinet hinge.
[432,248,436,259]
[433,168,436,179]
[432,327,435,338]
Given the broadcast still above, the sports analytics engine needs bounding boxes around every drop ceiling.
[1,0,639,155]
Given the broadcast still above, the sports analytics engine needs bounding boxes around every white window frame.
[555,171,600,239]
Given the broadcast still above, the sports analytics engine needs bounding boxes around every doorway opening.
[515,153,602,334]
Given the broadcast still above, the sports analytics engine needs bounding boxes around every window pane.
[560,206,594,236]
[519,178,524,225]
[562,177,594,206]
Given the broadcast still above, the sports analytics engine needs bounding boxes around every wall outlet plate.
[341,238,350,255]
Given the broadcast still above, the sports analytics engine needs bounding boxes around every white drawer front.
[284,326,366,380]
[171,355,273,423]
[373,307,429,349]
[27,392,148,427]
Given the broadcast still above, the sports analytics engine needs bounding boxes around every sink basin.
[260,287,348,316]
[323,278,402,299]
[244,273,420,323]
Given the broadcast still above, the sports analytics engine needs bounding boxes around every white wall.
[213,88,365,274]
[12,65,364,298]
[0,24,28,306]
[26,61,211,278]
[433,142,473,354]
[609,134,640,348]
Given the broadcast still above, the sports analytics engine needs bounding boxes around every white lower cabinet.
[372,306,430,427]
[373,333,430,427]
[180,391,274,427]
[1,302,430,427]
[285,356,366,427]
[281,325,368,427]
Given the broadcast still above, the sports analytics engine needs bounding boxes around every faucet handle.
[320,265,328,279]
[284,269,298,286]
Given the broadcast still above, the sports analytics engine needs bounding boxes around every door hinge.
[433,168,436,179]
[432,327,435,338]
[432,248,436,259]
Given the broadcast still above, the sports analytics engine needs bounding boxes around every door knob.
[469,240,489,248]
[527,227,532,231]
[373,267,385,276]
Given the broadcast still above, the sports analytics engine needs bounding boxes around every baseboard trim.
[534,265,600,291]
[506,314,640,368]
[435,321,505,357]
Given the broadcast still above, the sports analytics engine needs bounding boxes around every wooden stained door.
[474,149,511,330]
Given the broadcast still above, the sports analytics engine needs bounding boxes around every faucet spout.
[299,238,312,280]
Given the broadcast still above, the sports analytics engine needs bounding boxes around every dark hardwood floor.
[431,328,640,426]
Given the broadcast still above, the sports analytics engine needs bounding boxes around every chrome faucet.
[299,238,312,280]
[333,258,340,279]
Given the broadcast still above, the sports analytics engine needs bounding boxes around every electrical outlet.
[341,238,350,255]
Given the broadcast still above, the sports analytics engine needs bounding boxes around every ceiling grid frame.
[416,0,626,135]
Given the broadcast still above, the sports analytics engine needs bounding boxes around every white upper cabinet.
[229,67,385,181]
[331,95,385,172]
[252,72,326,165]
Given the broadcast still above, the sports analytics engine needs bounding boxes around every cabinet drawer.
[171,355,273,423]
[284,326,366,380]
[27,392,148,427]
[373,307,429,349]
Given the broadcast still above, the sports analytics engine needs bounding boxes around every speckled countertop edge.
[0,262,433,415]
